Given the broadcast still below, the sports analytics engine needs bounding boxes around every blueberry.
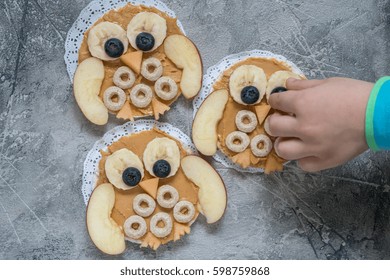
[104,38,124,58]
[241,86,260,104]
[152,159,171,178]
[122,167,142,186]
[135,32,155,51]
[271,86,287,94]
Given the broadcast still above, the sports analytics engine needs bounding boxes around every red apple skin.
[181,155,227,223]
[192,89,229,156]
[163,35,203,100]
[86,183,126,255]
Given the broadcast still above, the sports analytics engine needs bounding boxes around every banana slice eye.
[229,65,267,105]
[265,70,303,101]
[105,148,144,190]
[87,22,128,61]
[127,12,167,52]
[143,137,180,178]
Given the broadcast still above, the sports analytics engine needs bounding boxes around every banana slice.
[265,70,303,101]
[143,137,180,178]
[127,12,167,52]
[229,65,267,105]
[105,148,144,190]
[87,22,128,61]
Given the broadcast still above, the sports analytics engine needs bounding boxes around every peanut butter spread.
[213,57,291,173]
[78,4,184,119]
[96,129,199,249]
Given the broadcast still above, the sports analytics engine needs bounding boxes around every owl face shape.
[74,4,202,125]
[193,58,304,173]
[86,129,227,254]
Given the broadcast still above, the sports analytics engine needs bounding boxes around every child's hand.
[267,77,373,172]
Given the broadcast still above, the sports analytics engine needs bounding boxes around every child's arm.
[267,77,377,172]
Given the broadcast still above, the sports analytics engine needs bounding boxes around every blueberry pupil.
[241,86,260,104]
[153,160,171,178]
[122,167,141,186]
[135,32,155,51]
[104,38,124,58]
[271,87,287,94]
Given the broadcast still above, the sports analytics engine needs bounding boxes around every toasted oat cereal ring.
[156,185,179,209]
[141,57,163,81]
[150,212,172,238]
[225,131,250,153]
[235,110,258,133]
[103,86,126,111]
[124,215,147,240]
[129,84,153,108]
[251,134,273,157]
[154,76,178,101]
[113,66,136,89]
[133,193,156,217]
[173,201,195,224]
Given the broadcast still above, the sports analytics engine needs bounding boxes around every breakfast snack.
[84,121,227,254]
[192,51,305,173]
[71,2,202,125]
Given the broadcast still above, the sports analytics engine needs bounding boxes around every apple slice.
[192,89,228,156]
[254,104,271,125]
[86,183,125,255]
[74,57,108,125]
[181,155,227,223]
[116,100,134,121]
[152,98,170,120]
[164,35,202,99]
[120,51,143,74]
[139,178,159,199]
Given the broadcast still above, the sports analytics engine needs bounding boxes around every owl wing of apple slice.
[74,57,108,125]
[181,155,227,223]
[164,35,203,99]
[192,89,229,156]
[86,183,125,255]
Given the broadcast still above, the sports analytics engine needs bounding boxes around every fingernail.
[274,137,281,157]
[264,116,272,136]
[285,77,298,87]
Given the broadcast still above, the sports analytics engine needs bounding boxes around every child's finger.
[266,113,299,137]
[274,137,312,160]
[286,78,324,90]
[268,90,300,113]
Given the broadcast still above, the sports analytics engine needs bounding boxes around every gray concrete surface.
[0,0,390,260]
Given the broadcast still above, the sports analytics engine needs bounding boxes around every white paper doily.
[193,50,305,173]
[82,120,197,205]
[64,0,186,82]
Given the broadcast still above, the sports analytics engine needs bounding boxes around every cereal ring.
[141,57,163,81]
[150,212,172,238]
[124,215,147,240]
[113,66,135,89]
[225,131,250,153]
[156,185,179,209]
[129,84,153,108]
[133,193,156,217]
[173,201,196,224]
[250,134,273,157]
[235,110,258,133]
[103,86,126,111]
[154,76,178,101]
